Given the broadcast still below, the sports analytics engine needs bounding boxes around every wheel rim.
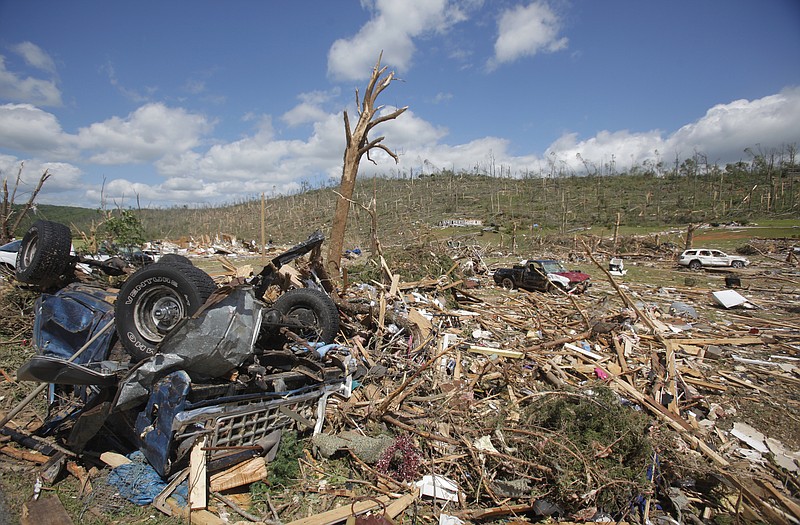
[285,305,322,339]
[133,285,186,343]
[502,278,513,289]
[21,231,39,269]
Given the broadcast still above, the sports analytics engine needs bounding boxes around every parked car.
[11,220,351,477]
[0,239,21,272]
[115,246,154,265]
[493,259,591,294]
[678,248,750,270]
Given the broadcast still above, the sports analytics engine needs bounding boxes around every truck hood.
[550,270,590,283]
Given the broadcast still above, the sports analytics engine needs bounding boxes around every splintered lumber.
[209,456,267,492]
[66,461,92,496]
[455,503,538,520]
[759,480,800,522]
[718,371,772,395]
[385,490,418,519]
[0,445,49,464]
[468,345,523,359]
[190,437,208,510]
[167,499,225,525]
[598,364,730,467]
[662,336,763,354]
[100,451,132,468]
[285,494,392,525]
[681,376,728,392]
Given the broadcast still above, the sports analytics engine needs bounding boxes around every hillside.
[11,167,799,249]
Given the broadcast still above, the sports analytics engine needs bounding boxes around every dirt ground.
[0,232,798,525]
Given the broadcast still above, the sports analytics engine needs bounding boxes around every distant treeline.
[10,148,799,246]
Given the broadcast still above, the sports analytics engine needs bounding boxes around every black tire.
[731,260,744,269]
[15,220,73,284]
[272,288,340,343]
[500,277,515,289]
[159,253,193,266]
[115,262,217,361]
[688,260,702,270]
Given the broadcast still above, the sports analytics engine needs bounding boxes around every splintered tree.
[327,53,407,281]
[1,163,52,243]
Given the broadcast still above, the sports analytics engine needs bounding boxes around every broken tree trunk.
[327,52,407,280]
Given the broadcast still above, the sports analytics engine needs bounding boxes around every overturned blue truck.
[10,220,353,477]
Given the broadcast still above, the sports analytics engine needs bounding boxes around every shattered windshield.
[540,260,567,273]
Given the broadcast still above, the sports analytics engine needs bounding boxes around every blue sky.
[1,0,799,209]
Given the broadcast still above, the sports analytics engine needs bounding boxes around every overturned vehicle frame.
[14,220,352,477]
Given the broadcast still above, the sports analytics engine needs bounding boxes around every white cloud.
[0,103,75,157]
[328,0,467,81]
[665,87,800,163]
[491,1,568,68]
[539,87,800,173]
[99,61,154,103]
[432,92,453,104]
[0,55,62,107]
[75,103,213,164]
[13,42,57,74]
[8,86,800,209]
[282,90,339,127]
[157,112,346,188]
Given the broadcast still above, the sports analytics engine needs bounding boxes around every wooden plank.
[759,479,800,521]
[682,376,728,392]
[21,495,74,525]
[190,436,208,510]
[209,456,267,492]
[167,499,225,525]
[385,490,418,519]
[468,345,523,359]
[666,336,763,346]
[564,342,605,362]
[408,308,432,340]
[0,445,49,464]
[719,371,772,395]
[612,336,633,386]
[285,494,391,525]
[666,345,678,414]
[100,451,131,468]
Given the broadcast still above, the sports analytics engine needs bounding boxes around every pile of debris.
[1,232,799,525]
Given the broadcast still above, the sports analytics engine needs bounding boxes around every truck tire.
[159,254,193,266]
[688,260,702,270]
[731,260,744,269]
[15,220,73,284]
[500,277,515,289]
[272,288,339,343]
[115,262,217,361]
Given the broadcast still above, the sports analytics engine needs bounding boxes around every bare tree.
[1,163,52,243]
[326,53,407,282]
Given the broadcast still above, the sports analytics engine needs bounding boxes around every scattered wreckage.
[492,258,591,293]
[8,220,352,478]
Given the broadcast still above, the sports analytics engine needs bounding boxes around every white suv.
[678,248,750,270]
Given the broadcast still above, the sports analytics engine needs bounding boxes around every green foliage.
[514,385,655,513]
[267,430,305,488]
[102,210,145,248]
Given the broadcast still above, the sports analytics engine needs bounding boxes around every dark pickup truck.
[493,259,591,294]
